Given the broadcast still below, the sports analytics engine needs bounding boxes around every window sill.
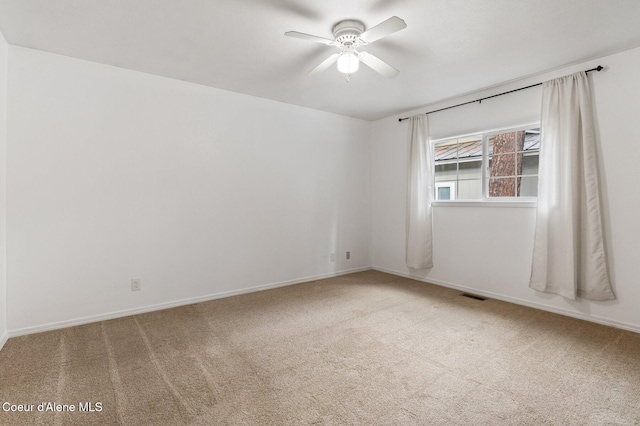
[432,199,537,208]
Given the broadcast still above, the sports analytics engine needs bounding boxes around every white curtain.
[530,72,614,300]
[406,115,433,269]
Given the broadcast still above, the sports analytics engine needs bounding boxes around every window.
[433,125,540,200]
[435,181,456,200]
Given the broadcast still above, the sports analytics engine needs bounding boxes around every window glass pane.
[489,132,516,155]
[457,138,483,160]
[521,153,539,175]
[435,163,457,182]
[488,177,516,197]
[458,179,482,200]
[438,186,451,200]
[489,154,516,177]
[435,182,456,200]
[457,159,482,199]
[459,160,482,180]
[434,140,460,162]
[523,129,540,153]
[520,176,538,197]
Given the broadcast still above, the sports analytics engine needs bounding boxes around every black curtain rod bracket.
[398,65,604,122]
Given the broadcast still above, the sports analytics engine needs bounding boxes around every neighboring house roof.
[435,132,540,162]
[522,133,540,152]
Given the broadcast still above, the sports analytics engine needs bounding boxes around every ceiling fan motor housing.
[333,20,366,47]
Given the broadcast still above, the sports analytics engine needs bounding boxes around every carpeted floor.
[1,270,639,425]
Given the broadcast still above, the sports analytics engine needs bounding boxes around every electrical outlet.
[330,252,336,262]
[131,278,141,291]
[346,251,351,260]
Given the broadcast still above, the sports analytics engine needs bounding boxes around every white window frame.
[431,123,540,207]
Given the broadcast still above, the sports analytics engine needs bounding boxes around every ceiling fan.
[285,16,407,79]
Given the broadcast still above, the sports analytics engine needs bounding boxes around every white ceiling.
[1,0,640,121]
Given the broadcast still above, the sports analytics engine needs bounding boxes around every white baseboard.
[0,331,8,352]
[8,266,373,338]
[373,266,640,334]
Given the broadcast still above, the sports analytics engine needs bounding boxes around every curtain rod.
[398,66,604,122]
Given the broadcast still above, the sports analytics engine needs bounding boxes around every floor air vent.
[461,293,486,301]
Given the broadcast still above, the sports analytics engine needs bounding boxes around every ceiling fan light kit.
[285,16,407,81]
[337,51,359,75]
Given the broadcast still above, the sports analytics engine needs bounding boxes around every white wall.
[0,30,7,349]
[372,47,640,332]
[6,46,372,334]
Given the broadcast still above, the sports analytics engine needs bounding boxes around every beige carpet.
[1,270,639,425]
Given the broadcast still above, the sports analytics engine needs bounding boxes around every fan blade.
[359,16,407,43]
[285,31,335,45]
[358,51,399,78]
[308,53,340,75]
